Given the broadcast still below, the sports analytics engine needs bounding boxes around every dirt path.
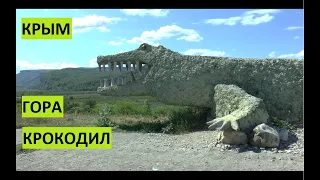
[16,129,304,171]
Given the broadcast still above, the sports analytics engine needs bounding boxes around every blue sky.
[16,9,304,74]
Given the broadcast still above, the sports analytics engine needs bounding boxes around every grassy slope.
[17,67,130,91]
[16,89,209,134]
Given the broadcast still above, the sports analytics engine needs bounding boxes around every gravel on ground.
[16,128,304,171]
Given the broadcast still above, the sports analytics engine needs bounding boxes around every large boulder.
[251,123,280,148]
[207,84,269,132]
[217,130,248,145]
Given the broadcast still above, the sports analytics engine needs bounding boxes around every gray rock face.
[278,128,289,141]
[217,131,248,145]
[97,43,303,123]
[251,123,280,148]
[207,84,269,132]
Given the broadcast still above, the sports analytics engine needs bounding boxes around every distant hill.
[16,66,133,91]
[16,69,54,88]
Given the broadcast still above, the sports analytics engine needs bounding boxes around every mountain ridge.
[16,66,131,91]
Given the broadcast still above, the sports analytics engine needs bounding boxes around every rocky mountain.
[16,66,130,91]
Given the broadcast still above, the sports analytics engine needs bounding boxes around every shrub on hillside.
[163,107,209,134]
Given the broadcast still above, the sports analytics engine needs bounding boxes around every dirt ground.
[16,129,304,171]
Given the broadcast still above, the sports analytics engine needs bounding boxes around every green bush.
[95,103,117,127]
[143,98,152,115]
[118,121,163,133]
[65,102,80,112]
[164,107,209,134]
[99,103,111,116]
[84,99,97,108]
[152,106,174,118]
[96,116,116,127]
[110,101,137,115]
[271,117,296,131]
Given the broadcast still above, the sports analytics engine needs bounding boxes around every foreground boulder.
[217,130,248,145]
[251,123,280,148]
[207,84,269,132]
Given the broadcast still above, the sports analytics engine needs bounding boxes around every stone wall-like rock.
[207,84,269,132]
[98,44,303,123]
[147,56,303,123]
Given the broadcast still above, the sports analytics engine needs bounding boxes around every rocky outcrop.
[207,84,269,132]
[97,43,303,123]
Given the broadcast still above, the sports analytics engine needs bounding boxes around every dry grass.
[110,115,168,125]
[16,113,98,128]
[16,113,168,129]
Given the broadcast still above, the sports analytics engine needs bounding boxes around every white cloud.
[120,9,169,17]
[183,49,227,57]
[89,58,97,67]
[97,26,110,32]
[278,50,304,59]
[269,51,276,58]
[72,15,123,34]
[244,9,281,15]
[108,41,123,46]
[286,26,304,30]
[241,14,274,25]
[293,36,300,39]
[127,25,203,45]
[268,50,304,59]
[16,60,80,70]
[205,17,242,26]
[204,9,280,26]
[116,50,129,54]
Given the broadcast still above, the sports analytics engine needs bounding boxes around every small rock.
[217,130,248,145]
[251,123,280,148]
